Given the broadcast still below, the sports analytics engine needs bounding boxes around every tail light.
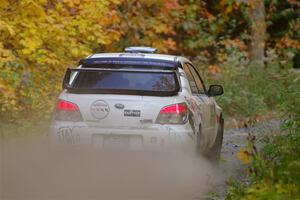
[156,103,188,124]
[54,99,83,122]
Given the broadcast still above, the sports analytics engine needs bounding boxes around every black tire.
[196,125,205,156]
[206,117,224,163]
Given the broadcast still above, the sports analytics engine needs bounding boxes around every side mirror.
[207,85,224,97]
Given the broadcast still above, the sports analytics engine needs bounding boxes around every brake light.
[156,103,188,124]
[57,100,78,111]
[54,99,82,122]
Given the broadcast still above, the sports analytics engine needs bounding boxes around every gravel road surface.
[206,120,281,200]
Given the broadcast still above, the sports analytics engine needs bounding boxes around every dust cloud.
[1,131,224,200]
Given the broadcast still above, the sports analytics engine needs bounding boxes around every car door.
[182,63,217,148]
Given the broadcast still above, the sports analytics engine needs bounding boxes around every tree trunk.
[250,0,266,63]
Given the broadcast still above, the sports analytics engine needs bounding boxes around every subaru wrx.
[49,47,224,160]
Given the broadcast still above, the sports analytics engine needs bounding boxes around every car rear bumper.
[49,122,195,150]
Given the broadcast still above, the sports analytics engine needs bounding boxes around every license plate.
[92,135,143,149]
[103,135,130,148]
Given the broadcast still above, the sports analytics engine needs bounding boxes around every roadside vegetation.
[199,41,300,199]
[0,0,300,198]
[198,51,298,122]
[225,76,300,199]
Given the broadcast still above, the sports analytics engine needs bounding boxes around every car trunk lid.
[64,94,176,128]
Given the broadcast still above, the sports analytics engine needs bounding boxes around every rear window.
[71,71,179,95]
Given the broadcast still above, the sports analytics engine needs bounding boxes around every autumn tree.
[0,0,121,120]
[115,0,181,53]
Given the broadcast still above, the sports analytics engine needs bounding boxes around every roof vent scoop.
[124,46,157,54]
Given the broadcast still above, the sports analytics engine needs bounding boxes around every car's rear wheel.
[206,116,224,163]
[196,117,224,163]
[196,125,206,156]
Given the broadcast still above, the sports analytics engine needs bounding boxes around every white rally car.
[49,47,224,160]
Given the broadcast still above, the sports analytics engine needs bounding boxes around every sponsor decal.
[90,100,110,119]
[124,109,141,117]
[57,126,80,144]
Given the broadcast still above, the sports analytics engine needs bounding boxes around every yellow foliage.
[0,0,123,119]
[237,148,252,164]
[0,0,183,120]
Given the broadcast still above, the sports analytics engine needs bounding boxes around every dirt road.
[207,120,281,199]
[0,121,279,200]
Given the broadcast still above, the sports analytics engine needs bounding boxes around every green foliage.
[265,0,300,39]
[176,0,250,62]
[225,66,300,199]
[196,49,298,121]
[226,179,247,200]
[280,80,300,133]
[216,65,269,118]
[264,0,300,55]
[227,131,300,199]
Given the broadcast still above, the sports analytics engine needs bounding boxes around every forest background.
[0,0,299,122]
[1,1,300,199]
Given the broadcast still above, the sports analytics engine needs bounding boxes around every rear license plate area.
[92,134,143,149]
[104,135,129,148]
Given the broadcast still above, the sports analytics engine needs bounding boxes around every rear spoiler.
[62,67,181,97]
[78,57,181,70]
